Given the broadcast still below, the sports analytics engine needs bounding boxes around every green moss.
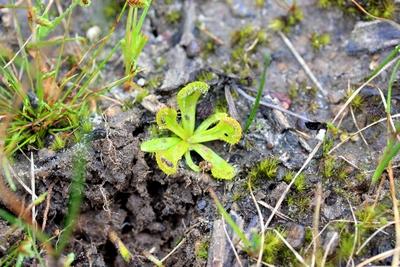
[269,3,303,33]
[263,230,284,263]
[283,171,307,192]
[323,155,336,178]
[196,70,216,84]
[248,157,279,185]
[322,137,334,156]
[226,25,268,78]
[318,0,395,19]
[51,134,66,151]
[346,89,364,110]
[310,32,331,50]
[195,240,209,261]
[288,83,298,100]
[165,10,181,24]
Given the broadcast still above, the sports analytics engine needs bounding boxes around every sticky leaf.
[177,81,209,134]
[189,117,242,145]
[155,140,189,175]
[141,137,182,152]
[156,107,188,139]
[191,144,235,180]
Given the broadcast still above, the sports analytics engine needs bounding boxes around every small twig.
[329,113,400,155]
[30,152,37,225]
[356,221,395,254]
[42,183,54,231]
[272,229,309,267]
[332,56,400,124]
[311,183,322,267]
[388,164,400,267]
[225,85,239,121]
[346,199,358,267]
[222,219,243,267]
[258,200,293,221]
[278,31,327,96]
[356,247,400,267]
[236,87,312,122]
[350,106,369,147]
[248,180,265,267]
[321,232,338,267]
[160,237,187,263]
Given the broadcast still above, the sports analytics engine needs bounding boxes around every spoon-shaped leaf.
[156,107,188,139]
[141,137,182,152]
[155,140,189,175]
[194,112,228,133]
[189,117,242,145]
[191,143,235,180]
[177,81,209,134]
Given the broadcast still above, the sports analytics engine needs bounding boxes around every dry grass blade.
[272,229,309,267]
[346,200,358,267]
[356,247,400,267]
[264,139,324,230]
[328,114,400,155]
[320,232,338,267]
[356,221,394,255]
[248,179,265,267]
[222,219,243,267]
[332,56,400,124]
[278,31,327,96]
[311,183,322,267]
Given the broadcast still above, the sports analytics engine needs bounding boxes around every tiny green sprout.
[195,240,209,260]
[310,32,331,50]
[140,81,242,179]
[283,171,306,192]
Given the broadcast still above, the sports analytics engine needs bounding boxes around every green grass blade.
[209,189,252,248]
[387,58,400,114]
[55,146,87,256]
[244,53,271,132]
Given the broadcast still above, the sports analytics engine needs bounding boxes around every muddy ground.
[1,0,400,266]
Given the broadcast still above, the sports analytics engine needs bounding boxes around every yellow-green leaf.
[155,140,189,175]
[141,137,181,152]
[156,107,188,139]
[191,143,236,180]
[177,81,209,134]
[189,117,242,145]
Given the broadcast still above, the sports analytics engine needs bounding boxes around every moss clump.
[269,3,303,33]
[195,240,209,261]
[165,10,181,24]
[283,171,307,192]
[310,32,331,50]
[262,230,285,263]
[248,157,279,185]
[346,89,364,110]
[323,155,336,178]
[225,25,268,80]
[318,0,395,19]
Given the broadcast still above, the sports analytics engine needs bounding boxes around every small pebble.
[197,199,207,211]
[286,223,305,249]
[137,78,146,87]
[185,39,201,58]
[86,25,101,42]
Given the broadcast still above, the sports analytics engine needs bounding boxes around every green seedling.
[195,240,209,260]
[310,32,331,50]
[141,81,242,180]
[269,3,303,33]
[283,171,306,192]
[121,0,152,83]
